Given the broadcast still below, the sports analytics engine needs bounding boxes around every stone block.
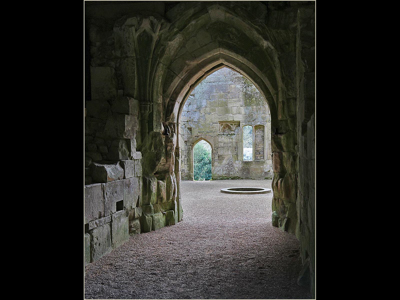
[85,233,91,265]
[173,200,179,224]
[129,98,140,117]
[131,138,137,153]
[134,159,142,176]
[217,106,231,115]
[138,177,143,207]
[132,151,142,160]
[123,177,140,210]
[88,215,112,231]
[111,210,129,248]
[231,106,240,115]
[142,176,157,205]
[152,212,166,231]
[134,207,143,218]
[90,67,117,100]
[90,222,112,262]
[165,210,175,226]
[104,180,124,216]
[129,218,141,235]
[103,113,137,140]
[91,162,124,183]
[142,204,154,215]
[140,215,152,233]
[120,160,135,178]
[107,139,131,160]
[153,201,175,214]
[281,173,297,203]
[166,173,176,202]
[124,115,138,139]
[272,175,283,199]
[178,198,183,222]
[128,209,135,221]
[85,183,104,224]
[103,113,125,139]
[272,211,279,227]
[157,180,166,203]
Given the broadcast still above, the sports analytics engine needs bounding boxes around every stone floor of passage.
[84,179,312,299]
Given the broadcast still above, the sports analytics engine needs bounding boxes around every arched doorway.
[193,139,212,181]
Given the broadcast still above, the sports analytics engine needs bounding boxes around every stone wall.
[84,141,179,265]
[84,2,180,264]
[179,67,272,180]
[295,5,316,293]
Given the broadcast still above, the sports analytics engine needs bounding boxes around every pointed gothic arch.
[192,138,213,181]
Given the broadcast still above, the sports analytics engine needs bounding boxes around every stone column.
[175,146,183,222]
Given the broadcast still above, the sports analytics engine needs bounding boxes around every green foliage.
[193,140,212,181]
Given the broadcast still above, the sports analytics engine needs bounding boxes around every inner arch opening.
[179,67,272,181]
[193,139,212,181]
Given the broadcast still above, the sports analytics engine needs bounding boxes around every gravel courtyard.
[84,179,312,299]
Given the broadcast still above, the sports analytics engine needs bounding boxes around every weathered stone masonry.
[85,1,315,296]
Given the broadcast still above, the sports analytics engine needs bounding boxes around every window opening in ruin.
[193,140,212,181]
[116,200,124,211]
[243,125,253,161]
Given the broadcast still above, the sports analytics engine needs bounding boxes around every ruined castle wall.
[180,67,272,180]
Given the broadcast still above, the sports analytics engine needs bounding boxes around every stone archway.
[86,1,315,295]
[148,1,303,279]
[143,1,298,235]
[167,56,282,221]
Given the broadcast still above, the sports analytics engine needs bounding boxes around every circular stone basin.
[220,187,271,194]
